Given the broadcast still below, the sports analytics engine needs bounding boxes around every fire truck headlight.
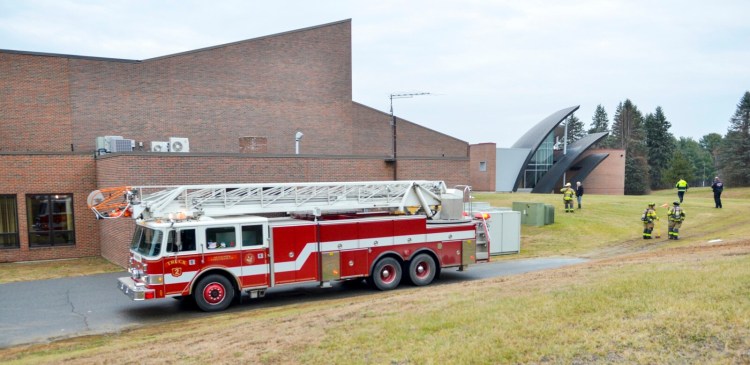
[145,274,164,285]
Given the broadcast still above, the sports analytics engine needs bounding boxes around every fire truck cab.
[90,181,489,312]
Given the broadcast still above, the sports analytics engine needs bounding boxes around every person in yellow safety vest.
[667,201,686,240]
[560,182,577,213]
[641,203,658,239]
[675,178,688,203]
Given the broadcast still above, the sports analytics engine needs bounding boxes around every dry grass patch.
[2,242,749,364]
[304,242,750,364]
[0,257,121,284]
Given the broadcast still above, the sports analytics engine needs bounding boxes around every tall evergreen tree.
[612,99,649,194]
[717,91,750,186]
[611,100,645,151]
[589,104,609,133]
[644,106,674,189]
[699,132,723,171]
[563,114,586,143]
[624,154,650,195]
[675,137,713,187]
[663,150,696,186]
[588,104,611,148]
[699,133,723,155]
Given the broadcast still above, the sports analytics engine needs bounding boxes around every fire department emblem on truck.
[90,181,492,312]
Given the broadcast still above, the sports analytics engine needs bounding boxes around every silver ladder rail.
[127,181,450,220]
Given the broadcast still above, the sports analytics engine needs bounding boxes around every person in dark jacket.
[711,177,724,208]
[575,181,584,209]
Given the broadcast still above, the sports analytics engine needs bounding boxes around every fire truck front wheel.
[194,274,235,312]
[407,254,437,286]
[371,257,402,291]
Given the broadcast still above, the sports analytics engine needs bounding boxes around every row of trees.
[561,91,750,194]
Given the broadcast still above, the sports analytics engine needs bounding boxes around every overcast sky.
[2,0,749,146]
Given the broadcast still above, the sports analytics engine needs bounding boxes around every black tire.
[407,253,437,286]
[371,257,402,291]
[194,274,235,312]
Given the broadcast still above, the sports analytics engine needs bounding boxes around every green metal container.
[512,202,546,226]
[544,204,555,225]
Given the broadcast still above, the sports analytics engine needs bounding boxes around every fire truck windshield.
[130,226,163,257]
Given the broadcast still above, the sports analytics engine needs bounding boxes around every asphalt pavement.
[0,256,586,348]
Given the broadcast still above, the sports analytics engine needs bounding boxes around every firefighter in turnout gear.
[667,201,686,240]
[560,182,577,213]
[641,203,658,239]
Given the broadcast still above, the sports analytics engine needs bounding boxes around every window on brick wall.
[0,195,20,249]
[26,194,76,247]
[479,161,487,172]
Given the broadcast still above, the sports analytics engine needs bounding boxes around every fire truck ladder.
[87,181,460,221]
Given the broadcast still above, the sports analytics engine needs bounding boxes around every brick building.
[0,20,470,266]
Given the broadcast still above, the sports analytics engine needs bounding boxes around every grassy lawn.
[0,257,122,284]
[474,186,750,258]
[1,188,749,364]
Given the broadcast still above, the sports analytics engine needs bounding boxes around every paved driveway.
[0,257,586,348]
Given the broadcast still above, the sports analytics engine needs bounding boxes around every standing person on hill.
[641,203,658,239]
[711,176,724,208]
[675,178,688,203]
[560,182,576,213]
[667,201,686,240]
[575,181,584,210]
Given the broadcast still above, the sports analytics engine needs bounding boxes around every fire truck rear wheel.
[371,257,402,291]
[194,274,235,312]
[408,254,436,286]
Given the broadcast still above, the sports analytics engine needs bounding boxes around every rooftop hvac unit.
[95,137,107,154]
[151,141,170,152]
[98,135,123,153]
[169,137,190,153]
[110,138,135,152]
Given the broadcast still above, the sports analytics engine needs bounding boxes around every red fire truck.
[88,181,490,312]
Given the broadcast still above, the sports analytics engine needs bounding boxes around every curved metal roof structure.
[531,132,609,193]
[568,153,610,184]
[510,106,579,192]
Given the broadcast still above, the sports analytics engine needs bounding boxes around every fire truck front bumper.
[118,277,155,301]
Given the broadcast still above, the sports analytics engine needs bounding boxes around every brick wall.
[469,143,497,191]
[0,53,73,153]
[69,21,353,156]
[352,102,469,158]
[239,137,269,154]
[98,218,135,269]
[574,149,626,195]
[0,19,479,266]
[1,21,353,155]
[396,158,470,188]
[352,102,393,156]
[0,154,99,262]
[396,120,469,158]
